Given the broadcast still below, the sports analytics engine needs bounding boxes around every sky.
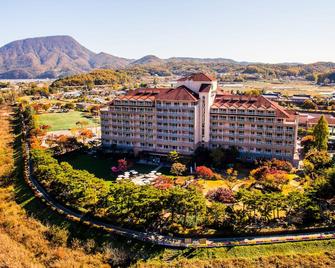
[1,0,335,63]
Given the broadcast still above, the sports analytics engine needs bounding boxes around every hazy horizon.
[2,0,335,64]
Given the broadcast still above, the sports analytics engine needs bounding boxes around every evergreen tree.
[313,115,329,151]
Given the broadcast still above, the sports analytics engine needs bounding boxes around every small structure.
[63,90,82,98]
[290,94,312,104]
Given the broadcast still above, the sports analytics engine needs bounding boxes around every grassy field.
[221,80,335,97]
[35,111,97,131]
[137,240,335,267]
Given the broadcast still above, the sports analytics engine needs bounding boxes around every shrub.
[206,188,236,203]
[43,225,69,247]
[170,162,186,176]
[196,166,214,180]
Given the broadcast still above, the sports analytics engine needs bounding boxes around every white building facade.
[101,73,298,162]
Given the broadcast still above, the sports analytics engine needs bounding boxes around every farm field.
[221,80,335,97]
[35,111,98,131]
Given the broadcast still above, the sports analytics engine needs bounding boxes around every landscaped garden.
[23,103,335,237]
[35,111,98,131]
[57,151,163,180]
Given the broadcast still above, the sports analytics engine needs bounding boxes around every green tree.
[168,150,180,163]
[210,148,224,168]
[313,115,329,151]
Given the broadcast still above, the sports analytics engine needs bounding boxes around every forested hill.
[0,35,335,81]
[50,69,133,88]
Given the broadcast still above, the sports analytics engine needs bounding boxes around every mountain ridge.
[0,35,334,79]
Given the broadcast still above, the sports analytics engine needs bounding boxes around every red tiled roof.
[113,86,199,102]
[156,85,199,102]
[115,88,167,101]
[212,95,295,119]
[298,113,335,126]
[177,73,216,82]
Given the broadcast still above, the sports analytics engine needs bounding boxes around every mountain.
[130,55,164,66]
[0,35,334,79]
[90,52,132,69]
[0,35,131,79]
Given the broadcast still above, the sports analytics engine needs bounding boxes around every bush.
[206,188,236,203]
[170,162,186,176]
[44,225,69,247]
[196,166,214,180]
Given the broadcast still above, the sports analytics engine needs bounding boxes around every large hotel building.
[101,73,298,163]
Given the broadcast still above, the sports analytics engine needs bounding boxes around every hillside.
[0,106,108,267]
[130,55,164,66]
[0,36,130,79]
[50,69,133,88]
[0,35,335,80]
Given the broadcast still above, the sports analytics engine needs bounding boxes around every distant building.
[261,92,282,101]
[298,113,335,144]
[101,73,298,163]
[76,102,91,111]
[63,90,81,98]
[290,94,312,104]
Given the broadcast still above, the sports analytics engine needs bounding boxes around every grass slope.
[137,240,335,267]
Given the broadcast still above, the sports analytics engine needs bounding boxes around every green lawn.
[57,152,162,180]
[35,111,98,131]
[139,240,335,267]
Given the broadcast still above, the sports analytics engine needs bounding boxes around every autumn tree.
[78,128,94,143]
[170,162,186,176]
[302,99,318,110]
[76,120,89,129]
[196,166,214,180]
[301,135,315,153]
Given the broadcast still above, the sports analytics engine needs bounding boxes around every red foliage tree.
[196,166,214,180]
[206,187,236,203]
[153,176,174,190]
[111,159,128,173]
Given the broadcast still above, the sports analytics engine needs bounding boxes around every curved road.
[20,123,335,247]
